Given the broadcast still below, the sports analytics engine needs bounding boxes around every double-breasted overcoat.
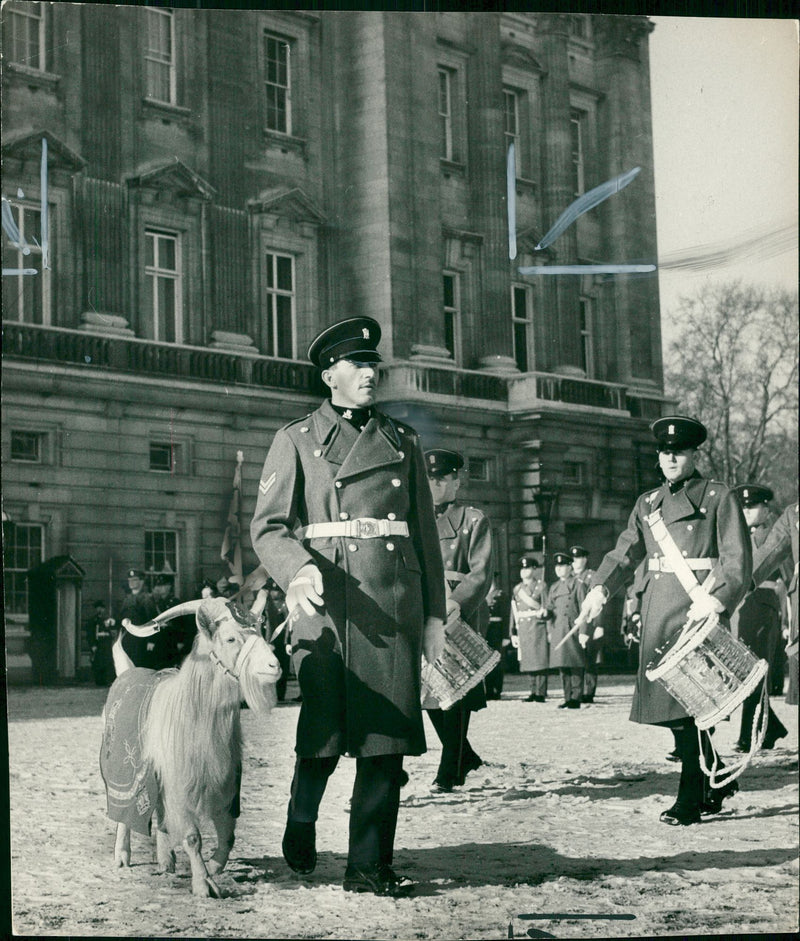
[431,501,493,712]
[593,472,751,725]
[512,579,549,671]
[545,575,588,668]
[250,399,446,758]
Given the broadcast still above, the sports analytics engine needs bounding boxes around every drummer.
[579,416,751,825]
[423,448,494,792]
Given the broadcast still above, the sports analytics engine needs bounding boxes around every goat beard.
[238,669,278,715]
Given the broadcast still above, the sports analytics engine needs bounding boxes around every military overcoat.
[512,579,549,671]
[430,501,493,712]
[250,399,447,758]
[573,567,603,666]
[732,521,782,663]
[545,575,588,669]
[593,472,751,725]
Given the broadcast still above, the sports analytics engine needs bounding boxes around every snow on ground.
[6,673,799,939]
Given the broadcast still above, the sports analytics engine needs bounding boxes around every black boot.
[282,820,317,874]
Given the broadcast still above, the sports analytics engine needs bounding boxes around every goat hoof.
[207,859,223,876]
[193,876,221,898]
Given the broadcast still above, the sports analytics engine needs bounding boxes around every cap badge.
[668,424,675,435]
[362,328,370,339]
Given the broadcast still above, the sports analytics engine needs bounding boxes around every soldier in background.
[265,577,291,703]
[732,485,788,750]
[485,577,509,700]
[118,568,159,669]
[423,448,493,792]
[544,551,589,709]
[510,557,549,702]
[85,600,116,686]
[752,501,799,706]
[570,546,604,703]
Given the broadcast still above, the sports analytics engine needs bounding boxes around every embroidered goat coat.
[592,472,751,725]
[250,399,446,758]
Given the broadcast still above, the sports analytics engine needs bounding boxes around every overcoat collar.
[311,399,404,480]
[649,472,709,525]
[436,503,465,539]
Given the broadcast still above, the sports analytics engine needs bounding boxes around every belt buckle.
[357,518,378,538]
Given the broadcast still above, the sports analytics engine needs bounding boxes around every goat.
[100,595,281,897]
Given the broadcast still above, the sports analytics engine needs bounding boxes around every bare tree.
[664,282,798,505]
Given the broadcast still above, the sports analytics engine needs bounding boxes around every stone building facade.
[2,6,669,670]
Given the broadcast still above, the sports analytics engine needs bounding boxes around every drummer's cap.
[519,556,539,569]
[553,552,572,566]
[733,484,774,507]
[650,415,707,451]
[569,545,589,559]
[425,448,464,478]
[307,317,382,369]
[127,568,145,579]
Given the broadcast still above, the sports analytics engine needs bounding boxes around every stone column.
[594,15,661,386]
[536,13,582,374]
[467,14,517,374]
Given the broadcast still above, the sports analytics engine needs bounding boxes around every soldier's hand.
[592,626,605,641]
[687,589,724,623]
[578,633,589,649]
[445,599,461,625]
[581,585,607,621]
[287,563,324,616]
[423,617,446,664]
[510,632,519,649]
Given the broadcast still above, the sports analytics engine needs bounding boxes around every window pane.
[443,275,454,309]
[11,431,41,461]
[2,522,44,614]
[266,253,274,289]
[444,310,455,358]
[157,278,176,343]
[160,236,176,271]
[149,443,172,471]
[276,295,293,359]
[513,287,527,320]
[276,255,293,291]
[145,233,155,268]
[514,321,528,372]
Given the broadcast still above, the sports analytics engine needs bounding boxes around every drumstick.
[553,610,589,650]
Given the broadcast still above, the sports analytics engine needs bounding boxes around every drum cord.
[699,677,769,788]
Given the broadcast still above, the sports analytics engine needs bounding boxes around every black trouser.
[738,688,787,749]
[670,720,727,809]
[530,670,548,697]
[287,753,404,872]
[560,667,584,703]
[427,704,480,788]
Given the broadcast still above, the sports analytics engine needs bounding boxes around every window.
[511,283,533,373]
[10,431,43,463]
[2,521,44,615]
[468,457,491,482]
[570,109,586,197]
[144,529,179,592]
[264,32,291,134]
[563,461,585,486]
[438,68,454,160]
[144,8,176,104]
[579,296,594,376]
[2,201,51,324]
[4,1,45,70]
[149,441,180,473]
[145,230,182,343]
[264,251,295,358]
[443,272,460,361]
[504,88,521,170]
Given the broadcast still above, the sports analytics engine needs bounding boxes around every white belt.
[759,580,779,590]
[517,611,538,620]
[647,557,715,573]
[300,519,409,539]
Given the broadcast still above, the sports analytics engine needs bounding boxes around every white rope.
[699,674,770,788]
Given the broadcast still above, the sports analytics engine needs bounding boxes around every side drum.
[646,612,768,730]
[421,618,500,711]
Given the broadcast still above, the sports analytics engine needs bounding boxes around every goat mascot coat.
[251,398,447,759]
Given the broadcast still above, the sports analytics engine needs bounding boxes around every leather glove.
[687,590,725,623]
[580,585,608,622]
[286,563,324,617]
[423,617,446,664]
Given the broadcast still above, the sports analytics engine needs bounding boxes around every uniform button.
[387,512,396,520]
[386,542,395,551]
[700,508,707,514]
[335,481,343,489]
[300,427,309,433]
[314,449,322,457]
[391,479,401,487]
[709,490,716,496]
[687,524,694,531]
[339,512,349,520]
[655,574,661,580]
[450,542,457,549]
[398,451,404,459]
[398,427,405,434]
[682,550,688,556]
[348,543,357,552]
[463,529,469,535]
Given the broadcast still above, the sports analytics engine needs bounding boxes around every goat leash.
[209,632,260,683]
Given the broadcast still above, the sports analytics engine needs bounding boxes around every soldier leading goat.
[100,594,281,897]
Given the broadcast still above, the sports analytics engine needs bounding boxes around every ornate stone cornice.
[593,15,655,61]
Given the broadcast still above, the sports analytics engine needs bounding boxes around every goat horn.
[122,599,204,636]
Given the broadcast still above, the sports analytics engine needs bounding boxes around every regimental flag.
[220,450,244,586]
